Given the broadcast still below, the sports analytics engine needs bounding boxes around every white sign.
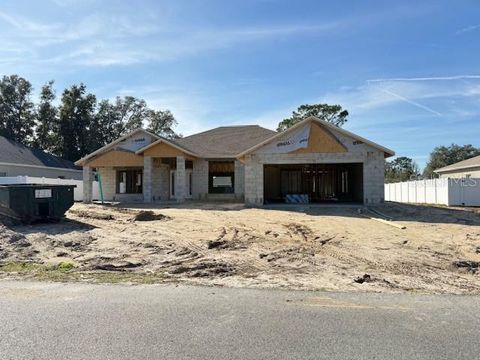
[271,123,310,153]
[35,189,52,198]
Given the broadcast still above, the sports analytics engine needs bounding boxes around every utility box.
[0,184,76,223]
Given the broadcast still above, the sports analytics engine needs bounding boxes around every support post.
[175,156,186,202]
[143,156,153,203]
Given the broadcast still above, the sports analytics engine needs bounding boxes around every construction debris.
[133,211,171,222]
[453,260,479,273]
[354,274,372,284]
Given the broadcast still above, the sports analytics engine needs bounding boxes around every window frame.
[116,168,143,194]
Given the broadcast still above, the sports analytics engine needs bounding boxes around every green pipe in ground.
[97,173,104,204]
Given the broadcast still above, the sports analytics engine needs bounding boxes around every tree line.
[385,144,480,182]
[0,74,179,162]
[0,76,477,176]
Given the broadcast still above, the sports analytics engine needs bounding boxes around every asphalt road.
[0,281,479,360]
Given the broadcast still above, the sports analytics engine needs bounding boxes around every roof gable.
[75,128,159,166]
[136,137,198,158]
[291,121,347,154]
[237,117,395,157]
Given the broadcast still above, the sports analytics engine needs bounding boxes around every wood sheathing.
[84,149,144,167]
[142,141,195,160]
[292,122,347,154]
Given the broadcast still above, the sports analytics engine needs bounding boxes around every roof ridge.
[180,125,275,140]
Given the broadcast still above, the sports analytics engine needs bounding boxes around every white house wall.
[438,167,480,179]
[0,164,82,180]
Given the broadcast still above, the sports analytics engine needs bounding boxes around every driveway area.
[1,202,480,293]
[1,281,479,359]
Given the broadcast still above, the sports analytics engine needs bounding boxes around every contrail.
[367,75,480,83]
[378,87,443,117]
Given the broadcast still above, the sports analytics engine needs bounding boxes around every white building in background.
[435,155,480,179]
[0,136,82,180]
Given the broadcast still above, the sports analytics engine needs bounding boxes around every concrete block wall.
[244,155,264,205]
[143,156,153,202]
[363,151,385,204]
[244,150,386,205]
[234,160,245,199]
[192,159,208,200]
[97,167,116,201]
[151,164,170,201]
[175,156,186,202]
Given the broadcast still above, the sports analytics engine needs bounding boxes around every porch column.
[175,156,186,202]
[143,156,153,203]
[83,166,93,203]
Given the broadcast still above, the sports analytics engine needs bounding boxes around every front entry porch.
[143,156,192,203]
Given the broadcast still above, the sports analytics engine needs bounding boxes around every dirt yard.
[1,202,480,294]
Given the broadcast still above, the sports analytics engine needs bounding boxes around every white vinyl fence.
[0,176,100,202]
[385,178,480,206]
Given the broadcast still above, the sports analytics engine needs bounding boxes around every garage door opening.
[264,163,363,204]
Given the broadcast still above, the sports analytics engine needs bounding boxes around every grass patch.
[57,261,75,272]
[0,262,46,273]
[0,261,169,285]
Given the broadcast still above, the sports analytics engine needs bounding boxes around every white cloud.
[0,11,60,33]
[375,87,442,117]
[367,75,480,82]
[456,24,480,35]
[0,8,348,68]
[321,76,480,121]
[113,85,219,136]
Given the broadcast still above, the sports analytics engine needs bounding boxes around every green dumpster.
[0,184,76,223]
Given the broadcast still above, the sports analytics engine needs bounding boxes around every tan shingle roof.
[435,154,480,173]
[173,125,276,158]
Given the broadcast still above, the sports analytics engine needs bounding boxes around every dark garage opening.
[264,163,363,204]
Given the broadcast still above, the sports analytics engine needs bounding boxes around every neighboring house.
[0,136,82,179]
[76,116,394,205]
[435,155,480,178]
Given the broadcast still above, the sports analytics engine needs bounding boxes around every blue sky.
[1,0,479,168]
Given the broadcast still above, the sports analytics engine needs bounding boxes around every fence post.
[413,180,418,203]
[424,179,426,204]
